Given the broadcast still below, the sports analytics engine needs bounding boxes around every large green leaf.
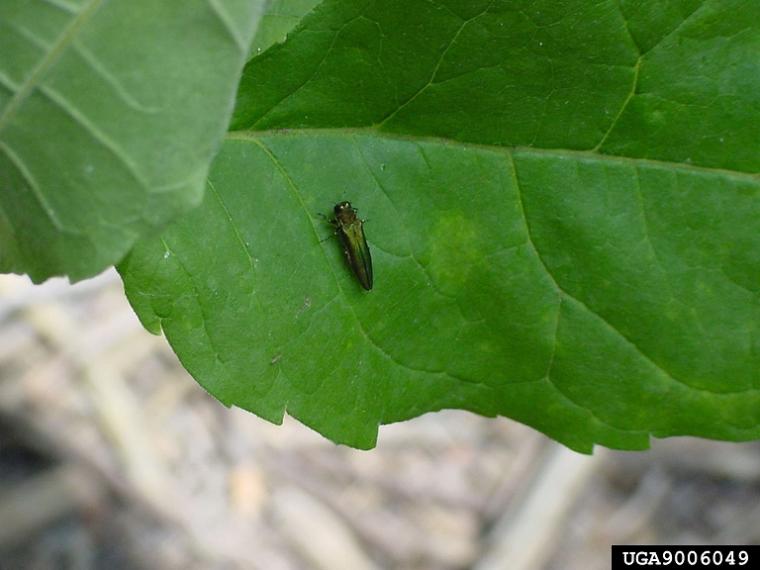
[0,0,263,282]
[120,0,760,451]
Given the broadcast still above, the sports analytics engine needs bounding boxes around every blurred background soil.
[1,271,758,570]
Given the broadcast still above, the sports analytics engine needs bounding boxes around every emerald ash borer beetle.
[330,201,373,290]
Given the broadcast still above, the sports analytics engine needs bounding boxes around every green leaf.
[120,0,760,451]
[0,0,264,282]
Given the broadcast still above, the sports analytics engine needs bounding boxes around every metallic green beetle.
[330,201,373,290]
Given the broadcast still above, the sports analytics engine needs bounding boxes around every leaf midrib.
[226,128,760,181]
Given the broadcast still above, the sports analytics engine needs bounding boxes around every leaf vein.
[0,140,68,232]
[230,128,760,180]
[509,151,759,397]
[639,0,706,57]
[206,0,248,53]
[0,0,102,133]
[354,137,458,303]
[71,41,162,113]
[160,237,229,368]
[207,178,264,312]
[38,0,80,15]
[36,84,151,190]
[0,72,20,95]
[593,55,640,151]
[614,0,642,55]
[250,15,364,129]
[373,0,497,128]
